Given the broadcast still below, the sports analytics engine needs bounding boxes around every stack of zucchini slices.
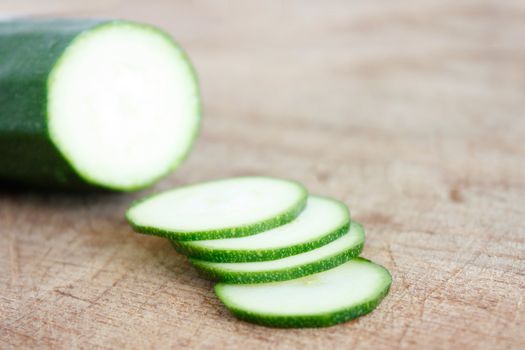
[127,176,391,328]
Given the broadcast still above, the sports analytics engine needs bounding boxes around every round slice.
[190,221,364,283]
[126,176,308,240]
[215,258,392,328]
[173,196,349,262]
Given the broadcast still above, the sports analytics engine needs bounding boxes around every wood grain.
[1,1,524,349]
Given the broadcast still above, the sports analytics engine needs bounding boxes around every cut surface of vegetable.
[0,19,200,190]
[127,177,308,240]
[174,196,350,262]
[190,221,364,283]
[215,258,391,328]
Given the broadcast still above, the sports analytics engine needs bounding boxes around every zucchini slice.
[126,176,308,240]
[190,221,364,283]
[215,258,392,328]
[0,19,200,190]
[173,196,350,262]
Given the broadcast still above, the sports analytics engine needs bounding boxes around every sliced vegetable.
[173,196,349,262]
[215,258,392,328]
[126,176,308,240]
[190,221,365,283]
[0,19,200,190]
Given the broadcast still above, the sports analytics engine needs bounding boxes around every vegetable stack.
[127,176,392,328]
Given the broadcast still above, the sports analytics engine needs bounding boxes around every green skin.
[171,219,349,262]
[191,241,364,284]
[127,192,308,241]
[0,19,200,191]
[215,258,392,328]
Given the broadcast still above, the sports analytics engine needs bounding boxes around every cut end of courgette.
[215,258,392,328]
[47,21,200,191]
[126,176,308,240]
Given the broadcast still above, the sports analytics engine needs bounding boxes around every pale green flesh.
[191,221,363,274]
[215,259,391,318]
[48,21,200,190]
[127,176,307,239]
[179,195,349,257]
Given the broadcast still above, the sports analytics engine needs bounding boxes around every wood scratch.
[512,292,523,324]
[419,251,482,320]
[387,242,407,289]
[9,235,20,285]
[54,289,96,305]
[4,328,42,347]
[126,279,168,320]
[396,322,410,348]
[90,248,120,281]
[90,271,129,306]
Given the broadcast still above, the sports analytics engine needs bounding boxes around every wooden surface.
[1,1,525,349]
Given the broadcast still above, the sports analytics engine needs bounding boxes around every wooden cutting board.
[1,1,524,349]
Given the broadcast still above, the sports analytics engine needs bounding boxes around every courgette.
[190,221,365,283]
[0,19,200,190]
[173,196,350,262]
[126,176,308,240]
[215,258,392,328]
